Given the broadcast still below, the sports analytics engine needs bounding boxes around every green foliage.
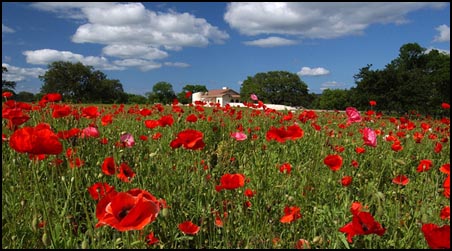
[351,43,450,115]
[14,91,36,102]
[2,66,17,92]
[146,81,177,104]
[317,89,351,110]
[39,61,127,103]
[127,93,148,104]
[177,84,208,104]
[240,71,309,107]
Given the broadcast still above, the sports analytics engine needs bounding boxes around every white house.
[192,87,241,107]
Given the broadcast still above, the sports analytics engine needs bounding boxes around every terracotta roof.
[201,88,240,98]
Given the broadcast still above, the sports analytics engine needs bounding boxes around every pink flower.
[230,131,247,141]
[250,94,258,101]
[120,132,135,148]
[345,107,362,124]
[81,126,100,138]
[362,127,377,147]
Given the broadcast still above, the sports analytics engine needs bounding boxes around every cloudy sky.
[2,2,450,95]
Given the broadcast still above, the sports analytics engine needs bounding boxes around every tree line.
[2,42,449,116]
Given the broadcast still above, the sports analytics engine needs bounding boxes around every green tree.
[240,71,309,107]
[39,61,126,103]
[176,84,208,104]
[2,66,17,92]
[317,89,351,110]
[127,93,148,104]
[146,81,176,104]
[15,91,36,102]
[352,43,450,115]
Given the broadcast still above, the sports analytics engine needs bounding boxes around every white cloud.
[2,24,15,33]
[163,62,190,67]
[243,36,298,47]
[2,63,46,82]
[102,44,168,60]
[224,2,447,39]
[112,59,161,71]
[320,81,346,91]
[297,67,330,76]
[23,49,123,70]
[433,24,450,42]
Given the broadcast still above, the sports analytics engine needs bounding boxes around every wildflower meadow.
[2,92,450,249]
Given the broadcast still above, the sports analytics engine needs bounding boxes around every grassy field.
[2,100,450,249]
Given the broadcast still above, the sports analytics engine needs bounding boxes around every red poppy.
[178,220,200,235]
[9,123,63,155]
[2,91,13,98]
[417,159,433,173]
[339,203,386,243]
[51,104,72,118]
[81,106,100,119]
[434,142,443,153]
[440,206,450,220]
[101,114,113,126]
[145,232,159,245]
[443,174,450,198]
[95,188,160,232]
[87,182,115,200]
[295,239,310,249]
[279,162,292,174]
[392,175,409,186]
[186,114,198,123]
[101,157,117,175]
[355,147,366,154]
[369,100,377,106]
[280,205,302,223]
[42,93,62,102]
[117,162,135,183]
[185,91,192,99]
[244,188,256,198]
[266,124,304,143]
[391,141,403,152]
[324,154,343,172]
[421,223,450,249]
[57,128,81,140]
[439,164,450,175]
[441,102,450,109]
[2,107,31,130]
[215,173,246,192]
[170,129,205,150]
[341,176,353,187]
[144,119,160,129]
[158,114,174,127]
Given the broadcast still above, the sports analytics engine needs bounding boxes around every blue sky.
[2,2,450,95]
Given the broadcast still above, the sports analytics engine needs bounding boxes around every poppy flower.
[391,141,403,152]
[95,188,160,232]
[295,239,310,249]
[250,93,258,101]
[88,182,115,200]
[2,91,13,98]
[146,232,159,245]
[362,127,377,147]
[440,206,450,220]
[81,106,100,119]
[345,107,362,124]
[9,123,62,155]
[81,126,100,138]
[443,174,450,198]
[280,205,302,223]
[178,220,200,235]
[341,176,353,187]
[215,173,246,192]
[417,159,433,173]
[120,133,135,148]
[324,154,343,172]
[441,102,450,109]
[42,93,62,102]
[392,175,409,186]
[230,131,247,141]
[279,162,292,174]
[369,100,377,106]
[186,114,198,123]
[158,114,174,127]
[421,223,450,249]
[51,104,72,118]
[185,91,192,99]
[101,157,117,175]
[101,114,113,126]
[266,124,304,143]
[355,147,366,154]
[439,164,450,175]
[144,119,160,129]
[170,129,205,150]
[244,188,256,198]
[117,162,135,183]
[339,203,386,243]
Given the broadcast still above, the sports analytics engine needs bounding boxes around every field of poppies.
[2,92,450,249]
